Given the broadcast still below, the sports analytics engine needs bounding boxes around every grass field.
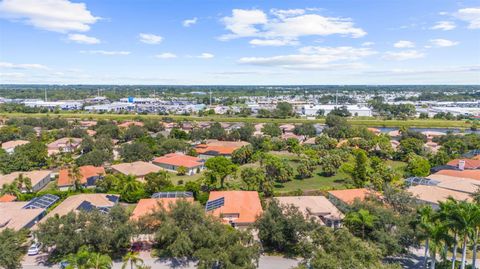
[0,112,472,128]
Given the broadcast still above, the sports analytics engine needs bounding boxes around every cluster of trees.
[0,142,48,174]
[414,198,480,269]
[257,102,296,119]
[369,98,416,119]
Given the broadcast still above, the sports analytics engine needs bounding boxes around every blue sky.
[0,0,479,85]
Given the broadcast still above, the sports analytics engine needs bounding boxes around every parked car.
[59,261,70,269]
[27,243,41,256]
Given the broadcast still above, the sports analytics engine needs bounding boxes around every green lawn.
[169,171,203,185]
[0,112,472,128]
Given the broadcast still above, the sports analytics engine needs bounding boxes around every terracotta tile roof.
[1,140,29,150]
[195,144,237,155]
[0,194,16,202]
[111,161,162,178]
[447,159,480,169]
[328,188,377,204]
[153,153,203,168]
[130,197,194,221]
[435,169,480,181]
[57,166,105,187]
[367,128,381,135]
[408,185,472,205]
[207,191,263,224]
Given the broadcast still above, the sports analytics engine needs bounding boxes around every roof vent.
[458,160,466,171]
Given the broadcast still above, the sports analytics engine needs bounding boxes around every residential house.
[57,166,105,191]
[275,196,344,228]
[111,161,162,180]
[152,153,204,175]
[47,137,82,155]
[433,169,480,181]
[0,170,52,192]
[195,140,249,159]
[328,188,378,210]
[37,194,119,225]
[117,121,144,128]
[0,202,45,231]
[130,197,195,221]
[1,140,29,154]
[206,191,263,228]
[407,185,472,209]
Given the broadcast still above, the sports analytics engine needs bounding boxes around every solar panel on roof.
[205,197,224,212]
[405,177,439,187]
[151,191,193,199]
[23,194,59,209]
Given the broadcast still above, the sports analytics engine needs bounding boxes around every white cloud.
[431,21,456,31]
[455,8,480,29]
[220,8,366,45]
[393,40,415,48]
[0,61,49,70]
[429,38,459,47]
[220,9,268,40]
[383,50,425,61]
[139,33,163,44]
[80,50,130,55]
[182,17,197,27]
[361,42,375,46]
[249,38,298,46]
[239,46,375,69]
[0,0,98,33]
[155,53,177,59]
[68,33,100,44]
[196,53,214,59]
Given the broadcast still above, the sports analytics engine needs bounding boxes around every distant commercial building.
[84,102,134,112]
[302,105,372,117]
[23,100,83,110]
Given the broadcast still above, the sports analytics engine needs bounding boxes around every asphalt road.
[21,254,300,269]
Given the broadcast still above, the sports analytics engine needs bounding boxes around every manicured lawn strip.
[0,112,471,128]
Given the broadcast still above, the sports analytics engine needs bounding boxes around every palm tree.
[450,201,479,269]
[438,198,461,269]
[69,166,82,190]
[86,253,112,269]
[15,173,32,193]
[121,251,144,269]
[0,182,21,197]
[416,205,434,269]
[428,221,452,269]
[469,203,480,269]
[344,209,377,239]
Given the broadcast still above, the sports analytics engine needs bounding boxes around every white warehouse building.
[302,105,373,117]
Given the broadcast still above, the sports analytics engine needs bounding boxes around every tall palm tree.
[451,201,478,269]
[469,204,480,269]
[69,165,82,190]
[416,205,434,269]
[428,221,452,269]
[438,198,461,269]
[121,251,144,269]
[86,253,112,269]
[1,182,21,197]
[344,209,377,239]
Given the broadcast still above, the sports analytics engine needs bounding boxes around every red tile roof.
[447,159,480,169]
[328,188,377,204]
[130,197,194,221]
[118,121,144,128]
[57,166,105,187]
[435,169,480,181]
[0,194,17,202]
[207,191,263,224]
[195,144,237,155]
[153,153,203,168]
